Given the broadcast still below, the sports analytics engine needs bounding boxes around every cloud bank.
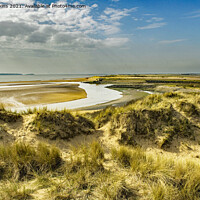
[0,1,135,53]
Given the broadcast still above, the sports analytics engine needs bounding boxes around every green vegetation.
[0,85,200,199]
[0,182,33,200]
[0,142,62,180]
[88,92,200,149]
[177,101,200,117]
[85,74,200,89]
[33,109,95,140]
[0,141,135,200]
[1,140,200,199]
[0,107,22,123]
[69,141,105,173]
[111,146,200,200]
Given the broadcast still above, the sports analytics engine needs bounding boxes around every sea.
[0,74,104,83]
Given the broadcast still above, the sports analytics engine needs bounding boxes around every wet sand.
[10,82,122,112]
[78,88,149,110]
[0,82,87,108]
[0,80,150,112]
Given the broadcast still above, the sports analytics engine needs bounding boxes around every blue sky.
[0,0,200,73]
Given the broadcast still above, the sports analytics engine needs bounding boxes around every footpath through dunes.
[1,92,200,199]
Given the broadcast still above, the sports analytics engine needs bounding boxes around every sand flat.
[0,82,87,107]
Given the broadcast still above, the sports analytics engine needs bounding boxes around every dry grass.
[0,142,62,181]
[0,139,200,199]
[0,181,33,200]
[33,109,95,140]
[112,145,200,200]
[49,141,136,200]
[0,90,200,199]
[0,107,22,123]
[89,92,200,149]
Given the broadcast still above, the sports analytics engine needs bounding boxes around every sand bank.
[0,80,153,112]
[10,82,122,112]
[0,82,87,108]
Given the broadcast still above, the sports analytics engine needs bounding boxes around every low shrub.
[33,110,95,140]
[177,101,199,117]
[0,108,22,123]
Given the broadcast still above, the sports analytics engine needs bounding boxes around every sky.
[0,0,200,74]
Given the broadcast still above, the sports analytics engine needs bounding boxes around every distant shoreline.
[0,74,102,83]
[0,73,23,75]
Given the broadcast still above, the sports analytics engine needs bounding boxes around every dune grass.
[0,106,22,123]
[0,181,33,200]
[0,91,200,199]
[33,109,95,140]
[0,142,62,181]
[88,92,200,149]
[112,145,200,200]
[68,141,105,173]
[49,141,136,200]
[0,140,200,199]
[0,141,136,199]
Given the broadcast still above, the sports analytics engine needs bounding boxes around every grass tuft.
[0,181,33,200]
[0,142,62,180]
[0,108,22,123]
[112,145,200,200]
[33,110,95,140]
[69,141,105,173]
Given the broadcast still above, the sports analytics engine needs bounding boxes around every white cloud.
[72,37,129,48]
[0,21,37,36]
[187,10,200,18]
[0,0,34,4]
[91,4,98,8]
[143,14,154,16]
[26,27,56,43]
[53,32,81,44]
[137,22,166,30]
[102,37,129,47]
[103,7,137,22]
[0,4,97,37]
[100,7,137,35]
[0,1,133,52]
[158,39,186,44]
[146,17,164,23]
